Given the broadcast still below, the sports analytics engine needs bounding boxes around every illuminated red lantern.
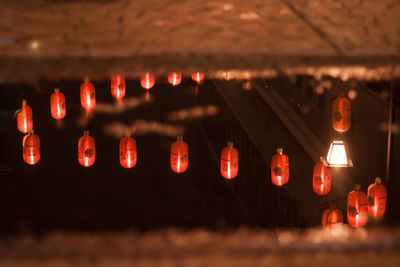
[50,88,66,120]
[191,72,204,84]
[347,184,368,227]
[111,75,126,100]
[120,136,137,168]
[367,177,387,218]
[313,158,332,195]
[140,73,155,89]
[321,204,343,230]
[170,136,188,173]
[220,141,238,179]
[168,73,182,86]
[22,129,40,165]
[78,130,96,167]
[17,99,33,133]
[271,148,289,186]
[80,78,96,110]
[332,97,351,133]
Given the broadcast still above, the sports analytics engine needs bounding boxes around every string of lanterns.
[16,76,388,229]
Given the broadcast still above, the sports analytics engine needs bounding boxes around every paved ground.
[0,226,400,266]
[0,0,399,81]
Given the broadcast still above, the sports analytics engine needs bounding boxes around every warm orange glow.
[22,130,40,165]
[50,88,66,120]
[111,75,126,100]
[17,100,33,133]
[78,130,96,167]
[80,79,96,110]
[220,141,238,179]
[347,184,368,228]
[120,136,137,168]
[271,148,289,186]
[321,207,343,230]
[313,159,331,195]
[168,73,182,86]
[332,97,351,133]
[191,72,204,84]
[367,177,387,218]
[170,136,188,173]
[141,73,155,89]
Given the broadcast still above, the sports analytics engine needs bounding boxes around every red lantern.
[168,73,182,86]
[313,158,332,195]
[120,136,137,168]
[321,205,343,230]
[141,73,155,89]
[17,99,33,133]
[78,130,96,167]
[367,177,387,218]
[191,72,204,84]
[170,136,188,173]
[347,184,368,227]
[50,88,66,120]
[111,75,126,100]
[271,148,289,186]
[332,97,351,133]
[22,130,40,165]
[220,141,239,179]
[80,78,96,110]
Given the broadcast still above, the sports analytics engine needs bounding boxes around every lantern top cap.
[227,141,234,148]
[354,184,361,191]
[84,130,89,136]
[320,156,324,162]
[277,147,283,154]
[22,99,27,106]
[375,177,382,184]
[54,88,60,93]
[29,129,34,134]
[84,76,90,83]
[177,136,183,141]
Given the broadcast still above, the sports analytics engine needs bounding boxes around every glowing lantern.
[17,99,33,133]
[170,136,188,173]
[80,78,96,110]
[347,184,368,228]
[367,177,387,218]
[313,157,332,195]
[271,148,289,186]
[325,140,353,167]
[22,129,40,165]
[50,88,66,120]
[220,141,238,179]
[168,73,182,86]
[191,72,204,84]
[78,130,96,167]
[321,204,343,230]
[120,136,137,168]
[111,75,126,100]
[140,73,155,89]
[332,97,351,133]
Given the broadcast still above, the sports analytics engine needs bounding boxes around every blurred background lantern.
[332,96,351,133]
[80,78,96,110]
[17,99,33,133]
[78,130,96,167]
[191,72,204,84]
[141,73,155,89]
[168,73,182,86]
[111,75,126,100]
[347,184,368,228]
[368,177,387,218]
[220,141,238,179]
[170,136,188,173]
[321,203,343,230]
[22,129,40,165]
[50,88,66,120]
[120,136,137,169]
[313,157,332,195]
[271,148,289,186]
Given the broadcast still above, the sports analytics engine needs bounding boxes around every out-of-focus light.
[168,73,182,86]
[323,140,353,167]
[141,73,155,89]
[191,72,204,84]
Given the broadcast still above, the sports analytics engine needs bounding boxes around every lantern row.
[17,76,384,229]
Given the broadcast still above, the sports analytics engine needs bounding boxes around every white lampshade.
[324,140,353,167]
